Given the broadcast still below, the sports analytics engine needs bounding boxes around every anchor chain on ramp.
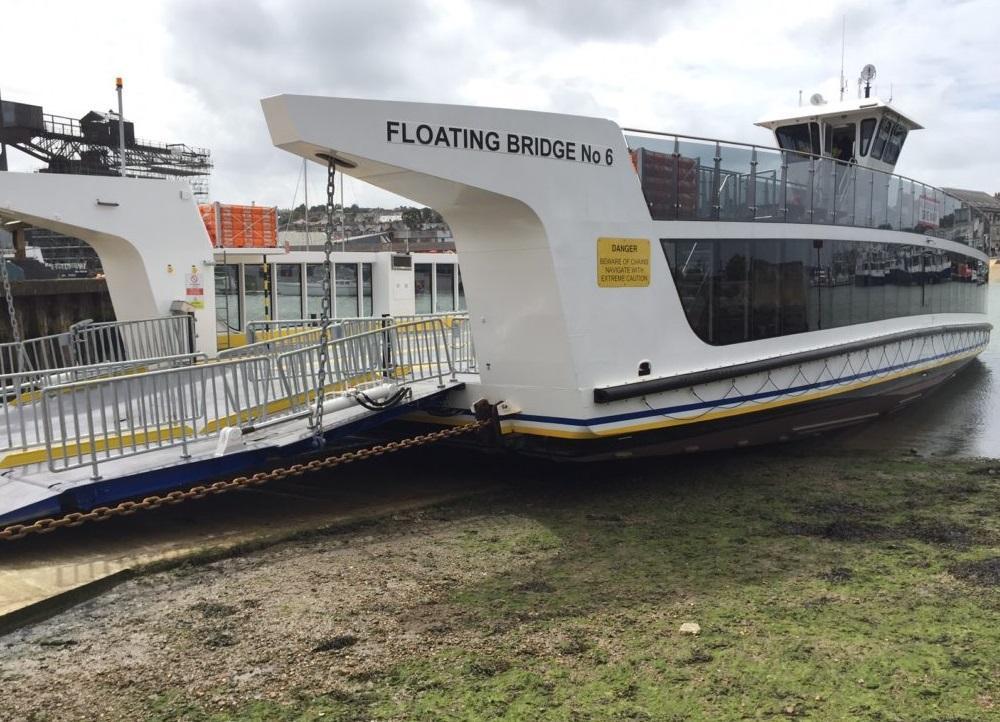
[0,417,492,542]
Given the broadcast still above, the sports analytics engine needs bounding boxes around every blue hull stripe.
[513,343,982,428]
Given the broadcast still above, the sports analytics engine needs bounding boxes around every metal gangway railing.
[33,318,459,479]
[245,313,477,372]
[0,316,195,376]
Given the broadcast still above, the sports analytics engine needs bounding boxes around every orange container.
[199,203,278,248]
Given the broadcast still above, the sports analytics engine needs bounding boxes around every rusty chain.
[0,419,489,542]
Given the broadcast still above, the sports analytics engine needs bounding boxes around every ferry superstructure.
[260,92,990,458]
[0,86,991,527]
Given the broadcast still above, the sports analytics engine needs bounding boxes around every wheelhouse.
[755,98,923,173]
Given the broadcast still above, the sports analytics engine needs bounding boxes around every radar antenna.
[860,63,877,98]
[809,93,827,106]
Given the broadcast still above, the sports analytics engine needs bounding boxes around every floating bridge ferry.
[0,81,991,528]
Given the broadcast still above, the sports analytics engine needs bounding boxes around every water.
[821,281,1000,457]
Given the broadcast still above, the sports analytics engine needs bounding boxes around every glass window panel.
[457,267,467,310]
[779,240,810,334]
[436,264,455,312]
[859,118,877,156]
[870,118,894,160]
[883,124,907,165]
[362,263,373,316]
[243,264,269,325]
[414,263,433,314]
[335,263,359,317]
[661,238,984,345]
[214,264,241,332]
[750,240,781,339]
[275,264,302,320]
[713,240,750,344]
[306,263,327,319]
[785,152,812,223]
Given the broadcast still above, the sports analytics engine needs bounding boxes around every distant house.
[941,188,1000,257]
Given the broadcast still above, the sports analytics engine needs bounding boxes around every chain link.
[311,157,338,438]
[0,419,489,542]
[0,243,28,371]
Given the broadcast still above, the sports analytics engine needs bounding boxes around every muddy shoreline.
[1,447,998,721]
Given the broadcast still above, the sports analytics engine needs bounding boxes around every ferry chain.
[0,419,490,542]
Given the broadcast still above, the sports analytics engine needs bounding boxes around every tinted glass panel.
[214,264,241,332]
[275,264,302,320]
[414,263,433,313]
[661,239,986,345]
[870,119,894,160]
[457,267,467,310]
[335,263,358,317]
[362,263,373,316]
[243,264,269,324]
[436,264,455,312]
[775,123,820,155]
[306,263,327,319]
[883,124,907,165]
[859,118,877,156]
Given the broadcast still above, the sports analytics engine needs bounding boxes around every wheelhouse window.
[882,123,908,165]
[775,122,821,156]
[661,238,986,346]
[870,118,894,160]
[859,118,877,156]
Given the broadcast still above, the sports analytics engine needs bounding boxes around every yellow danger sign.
[597,237,650,287]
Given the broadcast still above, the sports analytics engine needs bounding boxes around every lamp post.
[116,77,126,177]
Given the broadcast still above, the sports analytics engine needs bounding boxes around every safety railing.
[40,355,276,477]
[0,353,205,457]
[276,318,456,415]
[624,130,990,253]
[0,315,195,375]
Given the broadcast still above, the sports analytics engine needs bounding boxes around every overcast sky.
[2,0,997,209]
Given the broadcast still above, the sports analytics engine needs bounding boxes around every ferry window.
[829,123,856,162]
[457,267,467,310]
[275,264,303,320]
[436,264,455,312]
[660,238,986,345]
[775,123,820,156]
[859,118,877,156]
[335,263,359,318]
[870,118,894,160]
[214,264,241,333]
[305,263,327,319]
[414,263,433,313]
[362,263,373,316]
[243,264,270,324]
[882,124,907,165]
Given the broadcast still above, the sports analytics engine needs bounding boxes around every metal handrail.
[275,318,456,414]
[624,129,988,252]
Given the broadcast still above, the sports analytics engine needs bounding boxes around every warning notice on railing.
[597,238,650,288]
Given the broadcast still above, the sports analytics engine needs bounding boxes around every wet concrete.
[0,450,503,621]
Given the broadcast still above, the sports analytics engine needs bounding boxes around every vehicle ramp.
[0,315,476,528]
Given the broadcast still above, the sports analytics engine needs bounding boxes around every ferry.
[0,72,991,527]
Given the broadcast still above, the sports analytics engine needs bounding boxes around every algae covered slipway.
[0,445,997,721]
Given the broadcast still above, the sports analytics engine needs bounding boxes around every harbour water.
[822,281,1000,457]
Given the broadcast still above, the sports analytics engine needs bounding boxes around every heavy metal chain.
[0,247,26,367]
[0,419,489,542]
[311,156,337,438]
